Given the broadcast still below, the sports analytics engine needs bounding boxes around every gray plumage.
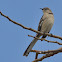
[23,7,54,56]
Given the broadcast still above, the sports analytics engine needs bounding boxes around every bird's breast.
[41,15,54,33]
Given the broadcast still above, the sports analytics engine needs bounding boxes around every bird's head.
[40,7,52,14]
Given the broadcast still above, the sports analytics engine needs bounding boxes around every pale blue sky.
[0,0,62,62]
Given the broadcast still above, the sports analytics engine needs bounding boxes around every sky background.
[0,0,62,62]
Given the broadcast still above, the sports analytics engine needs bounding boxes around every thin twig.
[35,53,38,62]
[28,35,62,45]
[31,47,62,54]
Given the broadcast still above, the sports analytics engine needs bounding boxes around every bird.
[23,7,54,56]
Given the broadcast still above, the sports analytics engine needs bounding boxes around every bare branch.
[28,35,62,45]
[0,11,62,40]
[32,52,58,62]
[35,53,38,59]
[32,47,62,62]
[31,47,62,54]
[35,53,38,62]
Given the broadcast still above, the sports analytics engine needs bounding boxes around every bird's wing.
[38,15,44,31]
[37,15,45,37]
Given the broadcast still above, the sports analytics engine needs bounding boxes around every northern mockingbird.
[23,7,54,56]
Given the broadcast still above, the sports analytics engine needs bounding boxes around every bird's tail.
[23,35,40,56]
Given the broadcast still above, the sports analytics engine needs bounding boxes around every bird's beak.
[40,8,43,10]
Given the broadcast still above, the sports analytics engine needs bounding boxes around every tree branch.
[0,11,62,40]
[32,47,62,62]
[32,52,58,62]
[35,53,38,62]
[31,47,62,54]
[28,35,62,45]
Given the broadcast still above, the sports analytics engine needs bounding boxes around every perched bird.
[23,7,54,56]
